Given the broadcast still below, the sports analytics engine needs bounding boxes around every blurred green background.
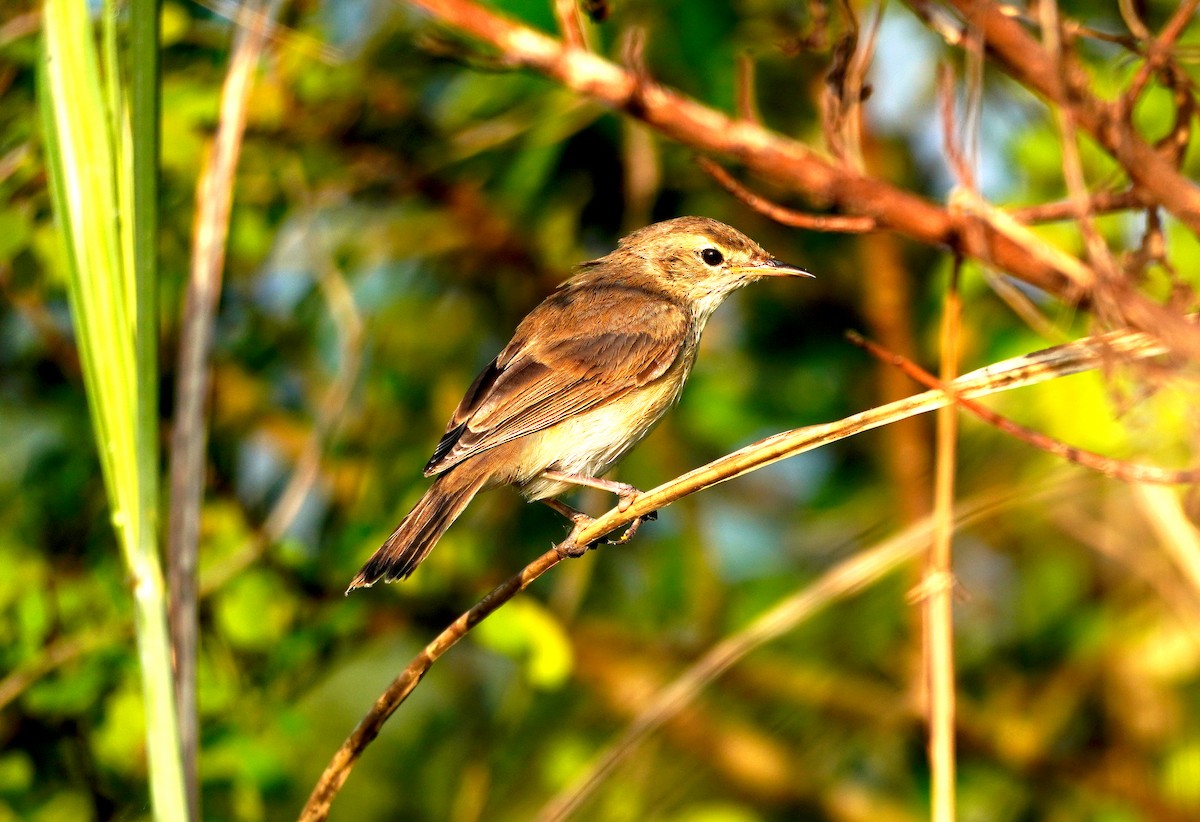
[3,0,1200,819]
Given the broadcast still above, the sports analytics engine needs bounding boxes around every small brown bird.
[348,216,810,591]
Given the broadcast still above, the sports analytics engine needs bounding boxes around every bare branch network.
[407,0,1200,357]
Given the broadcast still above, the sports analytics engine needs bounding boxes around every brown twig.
[1042,2,1119,287]
[1120,0,1200,112]
[821,0,882,171]
[848,331,1200,485]
[299,551,564,820]
[939,49,1068,357]
[0,9,39,45]
[980,268,1068,343]
[0,142,30,185]
[1156,68,1195,170]
[913,0,1200,359]
[552,0,585,51]
[1133,485,1200,604]
[1008,189,1145,223]
[407,0,1200,358]
[735,53,760,123]
[696,156,877,233]
[404,0,1072,295]
[924,0,1200,234]
[390,0,1200,363]
[621,118,660,232]
[297,323,1174,821]
[821,3,859,166]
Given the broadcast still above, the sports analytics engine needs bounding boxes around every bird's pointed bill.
[733,258,814,277]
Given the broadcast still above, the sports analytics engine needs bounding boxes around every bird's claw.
[557,513,596,558]
[599,510,658,545]
[556,538,591,559]
[557,507,659,554]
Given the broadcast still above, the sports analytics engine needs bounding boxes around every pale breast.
[513,373,687,501]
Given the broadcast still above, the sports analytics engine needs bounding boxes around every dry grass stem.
[980,269,1070,343]
[553,0,585,51]
[166,6,278,809]
[850,332,1200,484]
[536,484,1065,822]
[297,323,1172,821]
[1133,485,1200,602]
[735,53,760,123]
[927,262,962,822]
[1121,0,1199,109]
[1009,190,1144,224]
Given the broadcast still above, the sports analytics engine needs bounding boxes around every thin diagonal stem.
[297,323,1171,821]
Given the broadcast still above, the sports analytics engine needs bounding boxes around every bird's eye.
[700,247,724,266]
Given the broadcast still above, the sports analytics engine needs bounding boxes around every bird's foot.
[600,510,658,546]
[615,484,639,513]
[556,512,597,559]
[542,493,657,554]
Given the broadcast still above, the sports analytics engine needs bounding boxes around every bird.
[347,216,811,592]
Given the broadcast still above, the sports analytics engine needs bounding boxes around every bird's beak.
[733,258,814,278]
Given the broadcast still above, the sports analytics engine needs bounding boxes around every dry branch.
[401,0,1200,363]
[402,0,1078,297]
[925,0,1200,233]
[697,157,876,233]
[536,482,1062,821]
[167,5,277,813]
[298,322,1172,821]
[850,331,1200,485]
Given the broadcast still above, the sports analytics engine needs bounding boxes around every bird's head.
[613,216,812,316]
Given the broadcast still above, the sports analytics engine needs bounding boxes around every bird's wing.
[424,284,689,476]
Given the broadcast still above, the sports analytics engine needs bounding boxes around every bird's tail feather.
[347,466,488,592]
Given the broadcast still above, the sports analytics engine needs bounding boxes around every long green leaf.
[40,0,186,818]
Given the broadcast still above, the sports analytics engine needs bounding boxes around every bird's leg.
[539,469,641,512]
[541,499,594,558]
[540,487,658,553]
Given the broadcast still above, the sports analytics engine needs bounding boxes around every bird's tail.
[347,465,489,593]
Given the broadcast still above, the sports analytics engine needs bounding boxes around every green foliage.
[3,0,1200,820]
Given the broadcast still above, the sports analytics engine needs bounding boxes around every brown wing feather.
[424,283,688,476]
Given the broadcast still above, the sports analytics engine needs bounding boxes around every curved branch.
[402,0,1200,361]
[403,0,1076,297]
[697,157,877,233]
[297,322,1170,821]
[536,482,1059,822]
